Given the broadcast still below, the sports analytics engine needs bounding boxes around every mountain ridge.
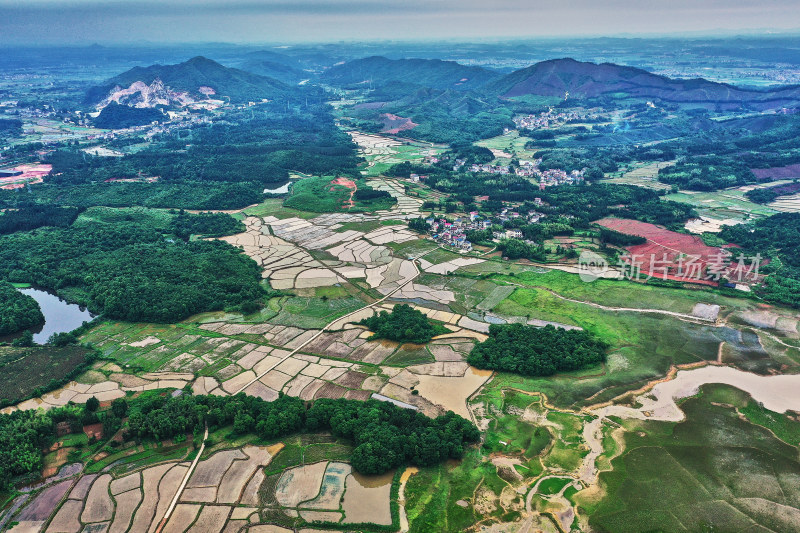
[321,56,501,91]
[487,58,800,106]
[86,56,291,107]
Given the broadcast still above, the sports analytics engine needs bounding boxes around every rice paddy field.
[474,130,539,162]
[602,160,675,190]
[665,187,778,222]
[348,131,445,177]
[5,170,800,533]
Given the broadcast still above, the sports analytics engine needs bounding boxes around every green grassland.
[405,448,512,533]
[586,384,800,533]
[268,294,366,329]
[284,176,396,213]
[492,268,755,314]
[489,287,769,408]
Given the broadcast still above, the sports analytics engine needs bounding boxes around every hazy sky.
[1,0,799,44]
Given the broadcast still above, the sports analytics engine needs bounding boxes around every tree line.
[0,390,480,488]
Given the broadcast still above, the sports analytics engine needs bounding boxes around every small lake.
[7,287,95,344]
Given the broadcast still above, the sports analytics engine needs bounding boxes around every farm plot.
[365,177,424,217]
[769,191,800,213]
[269,460,393,527]
[217,217,340,290]
[666,189,776,222]
[349,130,440,179]
[18,448,275,533]
[419,256,485,275]
[602,161,674,190]
[266,214,418,295]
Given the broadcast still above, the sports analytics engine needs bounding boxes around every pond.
[10,287,94,344]
[264,181,291,195]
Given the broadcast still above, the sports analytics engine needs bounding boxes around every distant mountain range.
[238,59,308,85]
[86,56,290,108]
[486,58,800,107]
[322,56,800,109]
[320,56,501,91]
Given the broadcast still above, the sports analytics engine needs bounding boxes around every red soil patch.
[0,162,51,189]
[750,163,800,181]
[331,177,357,209]
[83,423,104,440]
[596,218,758,285]
[380,113,417,134]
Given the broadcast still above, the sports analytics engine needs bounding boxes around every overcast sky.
[1,0,799,45]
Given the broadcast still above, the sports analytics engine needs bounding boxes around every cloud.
[1,0,799,44]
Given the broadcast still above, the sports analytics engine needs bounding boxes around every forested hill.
[321,56,501,91]
[86,56,291,105]
[486,58,800,105]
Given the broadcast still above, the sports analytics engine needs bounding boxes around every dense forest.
[0,118,22,137]
[47,103,360,187]
[497,238,547,261]
[306,398,480,474]
[0,221,265,322]
[169,211,245,241]
[720,212,800,307]
[0,181,265,211]
[359,304,448,344]
[468,323,608,377]
[0,204,81,234]
[0,390,479,487]
[0,281,44,336]
[93,102,164,129]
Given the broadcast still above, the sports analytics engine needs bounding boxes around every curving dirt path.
[506,282,716,323]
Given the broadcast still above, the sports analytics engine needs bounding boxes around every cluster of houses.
[426,207,547,252]
[465,158,585,187]
[427,214,488,252]
[537,167,585,187]
[513,108,584,130]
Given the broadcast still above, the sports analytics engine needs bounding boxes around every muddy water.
[580,364,800,487]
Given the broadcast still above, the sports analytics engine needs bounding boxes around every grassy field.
[268,294,366,329]
[586,384,800,532]
[284,176,396,213]
[404,448,510,533]
[602,161,674,191]
[492,268,755,314]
